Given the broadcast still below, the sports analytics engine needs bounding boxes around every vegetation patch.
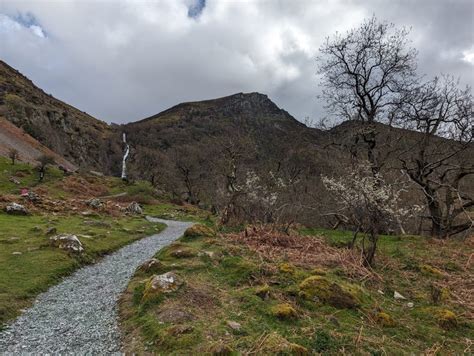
[119,226,473,354]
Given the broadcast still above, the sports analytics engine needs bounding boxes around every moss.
[311,267,327,275]
[419,264,444,278]
[436,309,457,330]
[255,284,270,299]
[279,262,295,274]
[298,276,359,309]
[375,312,396,327]
[183,224,215,240]
[161,243,197,259]
[271,303,298,319]
[217,256,256,286]
[260,332,308,355]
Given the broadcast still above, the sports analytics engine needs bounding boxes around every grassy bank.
[0,156,173,327]
[0,212,165,327]
[119,226,473,354]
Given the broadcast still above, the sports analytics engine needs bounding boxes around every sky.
[0,0,473,124]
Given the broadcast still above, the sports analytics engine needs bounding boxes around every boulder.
[50,234,84,253]
[436,309,457,330]
[271,303,298,319]
[299,276,359,309]
[5,203,29,215]
[183,224,215,239]
[374,312,396,327]
[137,258,164,274]
[142,272,184,302]
[126,202,143,215]
[86,198,103,209]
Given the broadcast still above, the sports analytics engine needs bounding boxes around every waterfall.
[121,132,130,180]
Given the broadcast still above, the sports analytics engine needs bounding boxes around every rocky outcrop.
[142,272,183,302]
[126,202,143,215]
[5,203,29,215]
[50,234,84,253]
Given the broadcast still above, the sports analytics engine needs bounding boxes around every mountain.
[124,92,323,155]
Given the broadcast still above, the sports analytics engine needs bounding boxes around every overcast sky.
[0,0,473,124]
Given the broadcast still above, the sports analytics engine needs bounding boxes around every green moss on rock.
[260,332,308,355]
[279,262,295,274]
[436,309,457,330]
[255,284,270,299]
[271,303,298,319]
[299,276,359,309]
[375,312,396,327]
[420,264,444,278]
[183,224,215,240]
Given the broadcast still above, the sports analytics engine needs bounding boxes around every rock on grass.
[271,303,298,319]
[141,272,184,302]
[183,224,215,240]
[299,276,359,309]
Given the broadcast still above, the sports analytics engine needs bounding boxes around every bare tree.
[8,148,19,165]
[317,16,417,175]
[396,75,474,237]
[37,154,55,182]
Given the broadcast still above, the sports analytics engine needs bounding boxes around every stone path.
[0,217,192,354]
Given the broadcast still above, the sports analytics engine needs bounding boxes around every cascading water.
[121,132,130,180]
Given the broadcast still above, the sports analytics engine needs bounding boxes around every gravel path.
[0,217,192,354]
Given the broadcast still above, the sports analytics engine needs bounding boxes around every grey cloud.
[0,0,472,124]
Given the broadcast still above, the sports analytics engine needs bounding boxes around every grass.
[119,226,473,354]
[0,155,215,328]
[0,212,165,327]
[0,157,63,195]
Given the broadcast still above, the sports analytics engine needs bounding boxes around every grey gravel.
[0,217,192,355]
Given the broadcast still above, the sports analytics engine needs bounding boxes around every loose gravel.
[0,217,192,354]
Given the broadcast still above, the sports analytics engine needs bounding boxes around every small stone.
[226,320,242,331]
[393,291,406,300]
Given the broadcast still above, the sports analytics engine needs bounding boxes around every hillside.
[0,60,119,170]
[0,117,76,171]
